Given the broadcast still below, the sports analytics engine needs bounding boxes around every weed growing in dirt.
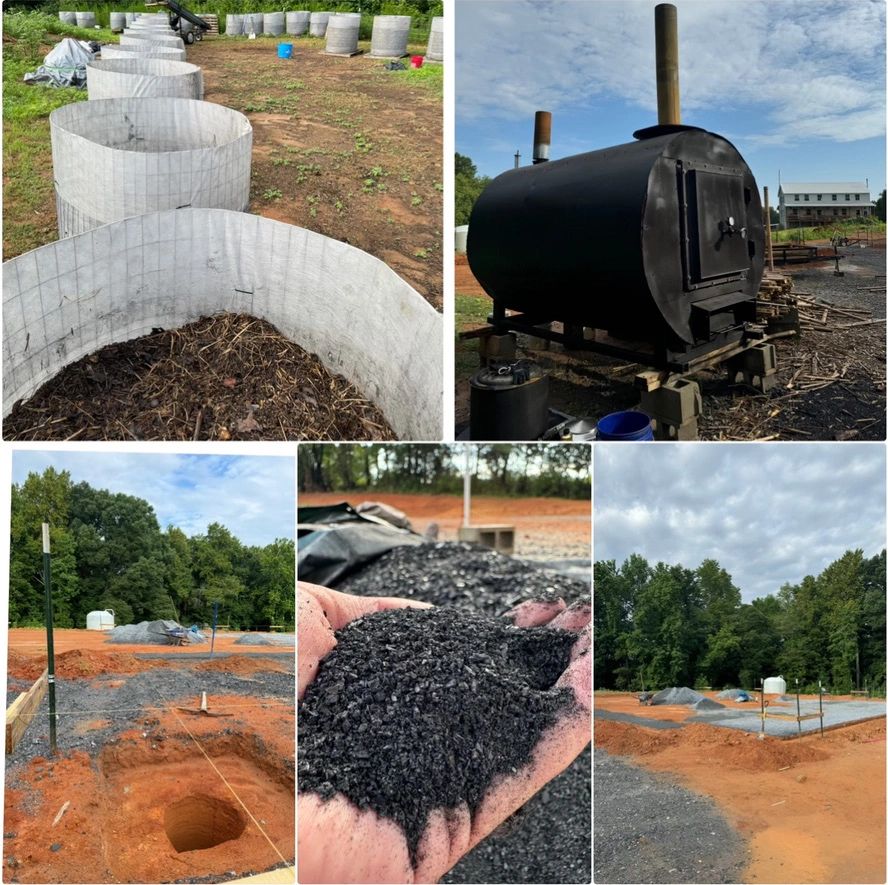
[263,188,283,200]
[354,131,374,153]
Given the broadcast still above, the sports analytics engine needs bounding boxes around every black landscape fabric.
[336,541,587,615]
[298,607,578,866]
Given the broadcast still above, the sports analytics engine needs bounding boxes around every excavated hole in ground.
[164,794,246,853]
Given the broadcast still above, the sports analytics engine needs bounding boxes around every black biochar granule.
[298,607,578,866]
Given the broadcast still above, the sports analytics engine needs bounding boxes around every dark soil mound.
[336,541,587,616]
[298,607,578,866]
[5,312,395,441]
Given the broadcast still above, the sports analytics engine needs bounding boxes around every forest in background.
[9,468,295,630]
[594,549,886,695]
[298,443,591,500]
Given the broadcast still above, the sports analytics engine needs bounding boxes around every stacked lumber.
[756,273,796,321]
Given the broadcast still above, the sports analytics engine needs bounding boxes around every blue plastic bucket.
[278,43,293,58]
[596,410,654,441]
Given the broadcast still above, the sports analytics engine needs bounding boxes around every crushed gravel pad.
[336,541,588,615]
[6,664,294,769]
[594,710,684,730]
[594,749,745,884]
[443,747,591,884]
[298,607,578,866]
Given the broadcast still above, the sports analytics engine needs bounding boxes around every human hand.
[297,590,590,884]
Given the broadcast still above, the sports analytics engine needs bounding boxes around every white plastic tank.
[455,225,468,253]
[763,675,787,695]
[86,609,115,630]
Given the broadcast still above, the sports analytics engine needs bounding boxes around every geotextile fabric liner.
[426,16,443,62]
[308,11,330,36]
[50,97,252,236]
[101,44,188,61]
[2,208,444,440]
[325,14,361,54]
[369,15,411,58]
[87,58,204,100]
[225,14,244,35]
[286,11,310,34]
[264,12,285,35]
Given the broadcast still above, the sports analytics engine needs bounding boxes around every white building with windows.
[778,182,871,228]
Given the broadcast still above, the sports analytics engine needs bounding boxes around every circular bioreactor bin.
[425,16,443,63]
[243,12,264,34]
[325,13,361,56]
[2,209,443,440]
[75,10,96,28]
[264,11,285,36]
[369,15,411,58]
[286,11,310,35]
[50,98,252,237]
[87,58,204,100]
[120,33,184,49]
[59,10,77,24]
[308,11,331,37]
[101,43,187,61]
[468,125,765,362]
[109,11,126,32]
[225,14,244,35]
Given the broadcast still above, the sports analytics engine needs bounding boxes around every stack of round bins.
[109,11,126,32]
[425,16,443,63]
[2,209,444,441]
[286,11,310,35]
[243,12,264,34]
[75,11,96,28]
[369,15,411,58]
[59,10,77,23]
[325,13,361,55]
[49,97,252,237]
[121,33,184,50]
[225,14,244,35]
[308,11,331,36]
[264,11,285,35]
[101,44,188,62]
[124,12,136,26]
[87,58,204,100]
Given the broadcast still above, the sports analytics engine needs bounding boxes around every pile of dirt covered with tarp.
[650,687,724,711]
[107,619,206,645]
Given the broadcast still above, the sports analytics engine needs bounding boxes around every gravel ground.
[594,749,746,884]
[6,664,294,773]
[336,542,588,616]
[444,747,591,884]
[594,710,684,730]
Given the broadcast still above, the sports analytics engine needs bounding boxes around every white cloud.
[594,444,886,601]
[457,0,886,146]
[11,452,295,546]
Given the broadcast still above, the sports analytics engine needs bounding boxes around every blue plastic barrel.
[278,42,293,58]
[596,410,654,441]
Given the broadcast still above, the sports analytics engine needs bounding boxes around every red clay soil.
[8,628,293,657]
[195,655,292,676]
[3,696,295,884]
[595,698,886,884]
[8,649,171,681]
[299,491,591,555]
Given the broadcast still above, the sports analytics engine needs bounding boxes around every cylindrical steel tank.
[469,363,549,440]
[468,125,764,353]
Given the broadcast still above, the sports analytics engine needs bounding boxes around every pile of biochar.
[337,542,587,615]
[298,607,578,865]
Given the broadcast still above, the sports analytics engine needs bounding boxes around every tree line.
[10,468,295,631]
[299,444,590,500]
[594,549,886,695]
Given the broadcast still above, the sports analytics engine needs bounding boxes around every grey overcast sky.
[594,444,886,602]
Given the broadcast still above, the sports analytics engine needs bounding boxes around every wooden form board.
[6,669,48,754]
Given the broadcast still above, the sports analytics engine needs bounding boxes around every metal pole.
[764,186,775,272]
[210,601,218,657]
[42,523,58,756]
[462,446,472,527]
[796,679,801,736]
[819,680,823,737]
[759,677,765,739]
[654,4,681,125]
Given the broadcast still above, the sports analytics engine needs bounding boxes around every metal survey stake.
[211,600,219,656]
[42,523,58,755]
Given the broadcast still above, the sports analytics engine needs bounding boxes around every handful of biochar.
[298,606,579,865]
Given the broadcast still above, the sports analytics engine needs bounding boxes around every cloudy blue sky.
[12,452,295,546]
[594,444,886,602]
[457,0,886,198]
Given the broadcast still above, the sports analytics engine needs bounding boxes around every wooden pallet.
[6,669,48,754]
[201,13,219,35]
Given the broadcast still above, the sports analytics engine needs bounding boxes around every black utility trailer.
[146,0,209,44]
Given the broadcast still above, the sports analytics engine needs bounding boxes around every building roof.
[780,182,869,193]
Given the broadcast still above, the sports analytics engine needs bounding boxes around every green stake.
[42,523,58,756]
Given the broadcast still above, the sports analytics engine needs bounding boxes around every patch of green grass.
[284,79,306,91]
[354,131,374,153]
[455,294,490,379]
[772,218,886,243]
[263,187,283,200]
[294,163,322,184]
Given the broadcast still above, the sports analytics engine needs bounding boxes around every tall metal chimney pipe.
[655,3,681,125]
[532,111,551,164]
